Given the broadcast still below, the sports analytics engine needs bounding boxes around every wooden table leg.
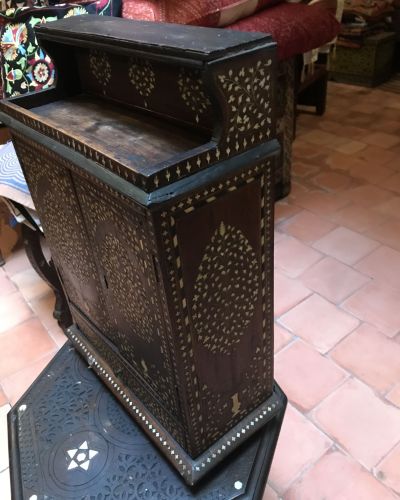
[21,223,72,330]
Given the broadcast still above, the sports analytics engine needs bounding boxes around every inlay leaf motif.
[100,233,155,344]
[218,59,273,147]
[192,222,259,355]
[89,49,111,93]
[178,68,211,123]
[128,58,156,106]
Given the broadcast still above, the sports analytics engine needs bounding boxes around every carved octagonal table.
[8,343,286,499]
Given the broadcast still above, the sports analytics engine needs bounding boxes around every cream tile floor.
[1,82,400,498]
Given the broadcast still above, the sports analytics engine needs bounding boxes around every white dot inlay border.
[66,328,282,483]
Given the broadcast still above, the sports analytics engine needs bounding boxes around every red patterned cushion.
[122,0,281,27]
[229,3,341,60]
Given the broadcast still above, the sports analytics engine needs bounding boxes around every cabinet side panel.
[157,157,275,456]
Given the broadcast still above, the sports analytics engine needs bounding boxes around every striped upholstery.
[0,141,35,210]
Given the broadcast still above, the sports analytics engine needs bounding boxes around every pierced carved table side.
[8,344,287,500]
[0,17,284,485]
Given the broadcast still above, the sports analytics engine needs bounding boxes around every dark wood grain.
[36,16,273,61]
[33,95,207,174]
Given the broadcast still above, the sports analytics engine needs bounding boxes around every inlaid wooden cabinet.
[0,16,282,484]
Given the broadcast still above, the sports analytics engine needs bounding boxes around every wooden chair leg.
[21,223,72,331]
[295,54,329,117]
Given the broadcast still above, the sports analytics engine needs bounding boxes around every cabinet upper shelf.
[0,16,277,193]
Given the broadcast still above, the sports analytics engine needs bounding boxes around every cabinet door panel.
[12,133,110,332]
[74,179,179,419]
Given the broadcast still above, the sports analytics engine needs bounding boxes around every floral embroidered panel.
[0,0,121,98]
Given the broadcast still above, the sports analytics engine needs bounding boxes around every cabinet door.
[74,178,180,420]
[12,133,110,332]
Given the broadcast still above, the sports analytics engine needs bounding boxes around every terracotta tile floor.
[0,82,400,499]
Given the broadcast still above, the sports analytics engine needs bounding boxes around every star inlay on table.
[66,440,99,471]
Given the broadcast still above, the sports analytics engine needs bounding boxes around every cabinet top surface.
[36,16,273,61]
